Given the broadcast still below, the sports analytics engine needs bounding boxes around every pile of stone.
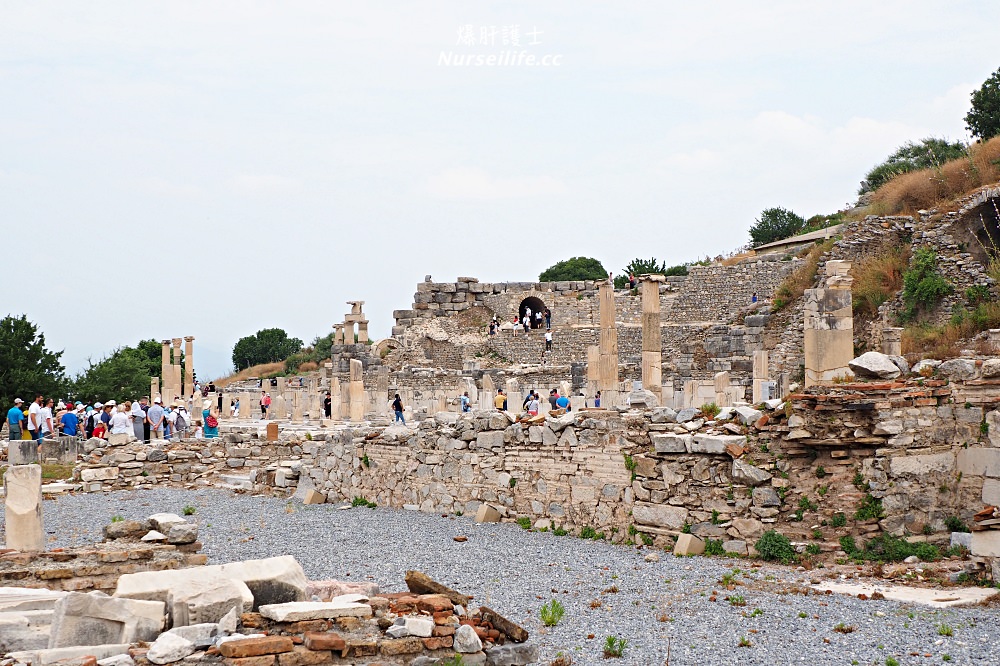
[1,555,536,666]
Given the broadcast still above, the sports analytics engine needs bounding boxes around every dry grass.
[214,361,285,387]
[902,301,1000,358]
[771,239,836,310]
[296,361,319,373]
[722,251,756,266]
[872,136,1000,215]
[851,245,910,321]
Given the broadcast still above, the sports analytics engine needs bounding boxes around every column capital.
[184,336,195,342]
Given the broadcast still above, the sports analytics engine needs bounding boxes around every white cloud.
[131,176,202,198]
[228,174,303,196]
[426,167,567,200]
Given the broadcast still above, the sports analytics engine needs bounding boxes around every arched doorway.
[518,296,547,329]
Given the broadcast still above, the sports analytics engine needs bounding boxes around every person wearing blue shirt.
[7,398,25,441]
[60,409,81,437]
[556,395,570,411]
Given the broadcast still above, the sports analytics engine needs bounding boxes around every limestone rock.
[455,624,483,653]
[165,623,218,648]
[675,408,699,423]
[485,643,539,666]
[848,352,901,379]
[626,390,659,409]
[734,406,763,426]
[305,580,380,601]
[3,465,44,552]
[632,502,688,529]
[988,411,1000,447]
[888,355,910,375]
[146,632,195,665]
[723,540,748,555]
[673,533,705,556]
[103,520,147,541]
[982,359,1000,379]
[786,415,805,428]
[49,592,165,648]
[166,523,198,545]
[147,513,186,533]
[752,486,781,508]
[651,407,677,423]
[651,433,689,453]
[168,577,253,627]
[938,358,977,380]
[258,596,372,622]
[475,504,501,523]
[731,459,772,487]
[689,434,745,454]
[912,359,941,375]
[97,655,135,666]
[141,531,168,542]
[115,555,307,610]
[404,616,434,638]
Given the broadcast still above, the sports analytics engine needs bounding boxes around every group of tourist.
[487,306,552,339]
[4,393,224,443]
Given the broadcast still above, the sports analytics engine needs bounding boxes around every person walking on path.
[522,315,530,335]
[544,308,551,330]
[545,330,553,351]
[260,391,270,419]
[392,393,405,425]
[7,398,24,441]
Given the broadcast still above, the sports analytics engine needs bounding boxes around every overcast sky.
[3,1,997,380]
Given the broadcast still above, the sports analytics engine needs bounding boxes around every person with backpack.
[392,393,405,425]
[202,400,219,438]
[460,391,471,413]
[174,402,189,438]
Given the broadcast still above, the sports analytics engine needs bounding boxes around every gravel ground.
[9,487,1000,666]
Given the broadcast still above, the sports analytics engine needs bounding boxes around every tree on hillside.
[232,328,304,371]
[71,339,168,402]
[748,207,806,248]
[0,314,67,407]
[966,67,1000,141]
[539,257,608,282]
[858,138,968,195]
[613,258,663,288]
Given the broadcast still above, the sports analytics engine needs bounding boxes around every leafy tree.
[538,257,608,282]
[0,314,67,408]
[966,67,1000,141]
[613,258,664,288]
[72,344,158,403]
[232,328,304,370]
[858,138,968,194]
[748,207,806,248]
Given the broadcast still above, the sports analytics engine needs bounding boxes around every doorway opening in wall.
[518,297,548,329]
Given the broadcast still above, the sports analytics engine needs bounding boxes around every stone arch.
[372,338,402,359]
[518,296,547,329]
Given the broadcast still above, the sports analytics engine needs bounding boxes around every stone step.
[218,474,253,490]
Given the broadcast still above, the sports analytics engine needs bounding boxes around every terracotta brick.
[432,625,456,637]
[334,617,361,631]
[241,613,266,628]
[421,637,453,650]
[97,551,129,563]
[417,594,453,613]
[303,632,346,651]
[38,568,74,580]
[379,637,424,656]
[219,637,294,658]
[276,646,330,666]
[223,656,276,666]
[433,611,454,625]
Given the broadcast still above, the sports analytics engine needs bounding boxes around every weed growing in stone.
[812,529,824,539]
[540,599,566,626]
[938,623,953,636]
[580,526,598,539]
[799,496,818,511]
[806,543,821,556]
[798,611,808,618]
[728,594,747,607]
[853,471,867,490]
[815,466,827,478]
[553,527,568,536]
[182,505,196,516]
[351,496,377,508]
[945,516,970,532]
[517,517,532,530]
[831,512,847,527]
[361,455,370,468]
[640,532,653,546]
[817,484,829,497]
[711,509,722,524]
[755,530,795,564]
[738,636,752,648]
[855,494,885,521]
[602,636,627,658]
[111,515,124,522]
[886,657,900,666]
[704,539,725,556]
[747,608,763,617]
[700,402,721,418]
[833,622,856,634]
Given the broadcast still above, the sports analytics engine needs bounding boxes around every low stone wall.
[0,544,206,593]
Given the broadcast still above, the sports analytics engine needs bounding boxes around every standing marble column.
[151,377,160,402]
[349,360,365,421]
[376,366,389,415]
[184,336,195,398]
[160,340,171,395]
[357,321,370,344]
[882,328,903,357]
[330,378,343,421]
[597,281,619,409]
[804,260,854,387]
[640,275,664,402]
[171,338,183,399]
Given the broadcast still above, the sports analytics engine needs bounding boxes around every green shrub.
[704,539,725,556]
[831,512,848,528]
[945,516,970,533]
[855,494,885,521]
[539,599,565,626]
[859,138,968,194]
[182,505,196,516]
[700,402,721,418]
[539,257,608,282]
[839,536,858,554]
[553,527,568,536]
[901,248,953,321]
[966,284,991,306]
[755,530,795,564]
[580,526,598,539]
[110,515,124,523]
[798,496,818,512]
[351,496,376,508]
[517,517,532,530]
[749,207,806,248]
[966,66,1000,140]
[806,543,821,556]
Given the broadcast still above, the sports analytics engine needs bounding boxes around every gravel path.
[10,488,1000,665]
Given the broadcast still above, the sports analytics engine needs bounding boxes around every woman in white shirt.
[110,401,133,436]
